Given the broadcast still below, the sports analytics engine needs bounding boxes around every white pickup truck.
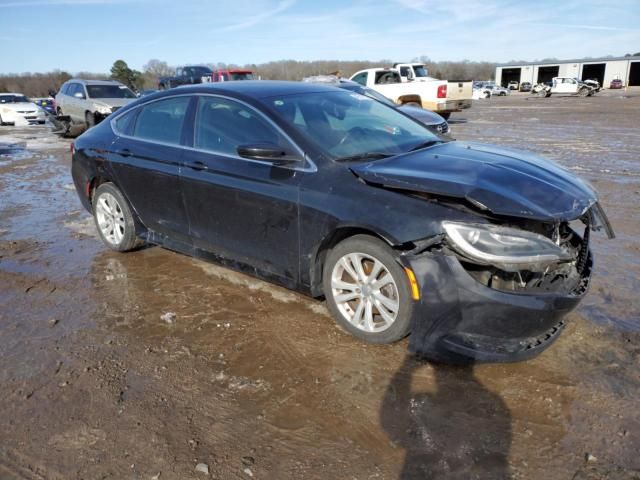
[393,62,472,116]
[349,67,470,119]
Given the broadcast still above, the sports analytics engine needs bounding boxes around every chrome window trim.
[110,93,317,173]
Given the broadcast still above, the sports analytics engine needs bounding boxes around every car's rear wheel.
[323,235,414,344]
[93,183,140,252]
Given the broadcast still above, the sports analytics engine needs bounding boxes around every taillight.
[437,84,447,98]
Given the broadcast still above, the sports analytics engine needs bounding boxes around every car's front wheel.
[323,235,414,344]
[93,183,140,252]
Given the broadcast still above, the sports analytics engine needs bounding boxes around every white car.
[472,87,492,99]
[484,84,510,96]
[55,79,138,127]
[0,93,47,126]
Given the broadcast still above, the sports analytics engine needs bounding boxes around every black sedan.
[71,81,614,363]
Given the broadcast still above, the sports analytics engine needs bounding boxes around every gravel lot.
[1,90,639,479]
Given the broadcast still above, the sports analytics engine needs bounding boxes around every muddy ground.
[1,91,639,480]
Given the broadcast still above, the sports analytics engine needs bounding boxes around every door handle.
[185,160,208,171]
[115,148,131,157]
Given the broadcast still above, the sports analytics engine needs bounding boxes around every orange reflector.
[404,267,420,301]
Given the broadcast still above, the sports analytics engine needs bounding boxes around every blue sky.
[1,0,639,74]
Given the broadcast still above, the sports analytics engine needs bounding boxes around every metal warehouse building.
[495,55,640,88]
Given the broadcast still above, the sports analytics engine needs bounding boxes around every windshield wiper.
[334,152,395,162]
[408,139,443,152]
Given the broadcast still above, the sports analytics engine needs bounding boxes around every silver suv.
[55,79,137,127]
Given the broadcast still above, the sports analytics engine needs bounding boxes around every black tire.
[323,235,414,344]
[440,112,451,120]
[56,107,63,117]
[92,183,141,252]
[85,111,96,128]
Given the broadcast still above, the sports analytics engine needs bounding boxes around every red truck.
[210,69,256,82]
[158,66,257,89]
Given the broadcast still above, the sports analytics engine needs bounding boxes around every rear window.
[230,72,255,80]
[132,97,190,145]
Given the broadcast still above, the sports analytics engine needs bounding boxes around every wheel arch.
[397,94,422,106]
[309,225,404,298]
[88,175,147,234]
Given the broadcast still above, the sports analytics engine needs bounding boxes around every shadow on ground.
[381,356,512,479]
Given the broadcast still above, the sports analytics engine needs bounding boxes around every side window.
[113,108,138,136]
[400,67,409,77]
[375,71,400,84]
[60,83,70,95]
[194,96,293,157]
[132,97,190,145]
[351,72,367,86]
[68,83,80,97]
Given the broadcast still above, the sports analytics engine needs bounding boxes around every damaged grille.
[459,222,592,295]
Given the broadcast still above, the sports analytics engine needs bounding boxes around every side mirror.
[74,92,85,99]
[237,143,300,165]
[407,71,415,81]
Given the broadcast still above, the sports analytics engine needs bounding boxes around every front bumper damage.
[400,232,593,363]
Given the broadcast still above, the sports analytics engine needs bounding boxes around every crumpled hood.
[350,141,598,222]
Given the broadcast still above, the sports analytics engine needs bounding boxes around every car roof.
[66,79,125,86]
[171,80,343,99]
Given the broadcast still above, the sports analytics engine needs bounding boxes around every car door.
[179,94,306,284]
[109,95,194,244]
[65,83,80,120]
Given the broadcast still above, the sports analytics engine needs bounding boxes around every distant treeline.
[0,57,497,97]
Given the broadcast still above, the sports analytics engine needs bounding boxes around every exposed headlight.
[442,222,573,271]
[95,104,112,115]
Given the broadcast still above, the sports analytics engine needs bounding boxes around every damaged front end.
[401,203,613,363]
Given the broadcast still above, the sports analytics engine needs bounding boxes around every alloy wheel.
[330,252,399,333]
[95,192,125,246]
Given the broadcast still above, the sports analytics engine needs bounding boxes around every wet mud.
[1,93,639,479]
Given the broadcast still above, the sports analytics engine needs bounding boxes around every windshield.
[86,85,137,99]
[262,91,439,160]
[0,94,30,103]
[230,72,255,80]
[193,67,213,76]
[413,66,428,77]
[359,87,396,107]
